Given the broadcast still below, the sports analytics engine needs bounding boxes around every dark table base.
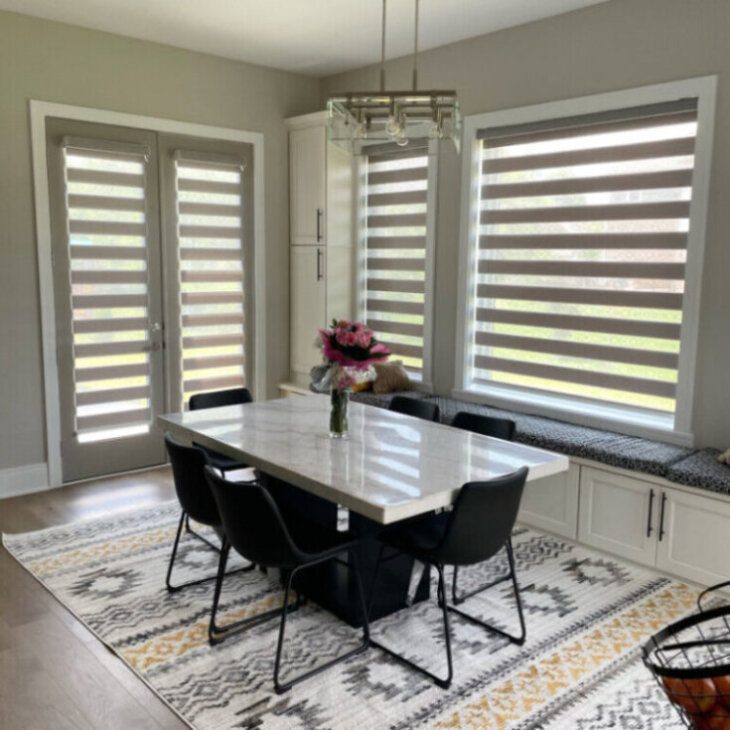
[262,475,430,628]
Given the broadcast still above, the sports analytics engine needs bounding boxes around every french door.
[46,118,253,482]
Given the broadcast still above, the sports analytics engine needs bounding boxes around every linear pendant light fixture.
[327,0,460,153]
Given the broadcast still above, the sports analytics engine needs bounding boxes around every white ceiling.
[0,0,612,77]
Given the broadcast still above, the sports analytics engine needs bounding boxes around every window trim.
[355,138,439,391]
[455,77,717,445]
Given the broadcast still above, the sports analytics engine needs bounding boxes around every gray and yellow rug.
[3,502,689,729]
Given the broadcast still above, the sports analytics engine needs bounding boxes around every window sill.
[453,383,693,447]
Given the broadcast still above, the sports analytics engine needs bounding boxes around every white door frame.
[30,100,267,487]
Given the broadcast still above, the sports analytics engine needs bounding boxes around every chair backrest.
[389,396,440,423]
[436,466,528,567]
[164,433,220,527]
[189,387,253,411]
[204,467,303,569]
[452,411,516,441]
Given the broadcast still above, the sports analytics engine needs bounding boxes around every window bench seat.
[350,390,712,487]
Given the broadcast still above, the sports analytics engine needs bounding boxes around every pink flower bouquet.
[319,319,390,372]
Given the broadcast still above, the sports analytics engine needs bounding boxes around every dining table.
[158,394,569,626]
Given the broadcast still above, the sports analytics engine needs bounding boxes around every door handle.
[143,322,163,352]
[658,492,668,541]
[316,208,323,242]
[646,488,655,538]
[316,248,323,281]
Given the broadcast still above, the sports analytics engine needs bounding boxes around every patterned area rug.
[3,501,691,729]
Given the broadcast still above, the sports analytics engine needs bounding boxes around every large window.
[361,145,435,383]
[457,81,716,437]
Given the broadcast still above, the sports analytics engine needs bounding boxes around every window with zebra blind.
[458,81,716,436]
[361,145,435,382]
[63,140,157,444]
[172,151,249,409]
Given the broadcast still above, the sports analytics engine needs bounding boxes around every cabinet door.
[290,246,325,376]
[518,463,580,539]
[656,487,730,586]
[290,126,326,246]
[578,467,658,566]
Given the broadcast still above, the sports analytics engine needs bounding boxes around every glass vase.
[330,388,350,439]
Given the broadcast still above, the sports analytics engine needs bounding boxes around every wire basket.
[643,581,730,729]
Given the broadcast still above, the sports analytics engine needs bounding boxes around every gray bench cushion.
[665,449,730,495]
[423,395,692,478]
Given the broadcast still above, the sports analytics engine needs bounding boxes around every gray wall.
[322,0,730,449]
[0,10,321,472]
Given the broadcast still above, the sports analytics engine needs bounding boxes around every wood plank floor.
[0,467,188,730]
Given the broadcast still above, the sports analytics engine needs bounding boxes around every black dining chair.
[452,411,516,441]
[368,466,529,689]
[204,467,370,693]
[188,387,253,475]
[164,433,255,592]
[451,410,516,604]
[389,395,440,423]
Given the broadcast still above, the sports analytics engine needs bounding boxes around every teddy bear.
[719,449,730,465]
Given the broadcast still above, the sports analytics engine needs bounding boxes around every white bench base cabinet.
[656,486,730,586]
[518,464,580,540]
[518,458,730,589]
[578,466,658,567]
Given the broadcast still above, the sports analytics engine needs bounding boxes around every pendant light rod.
[380,0,387,92]
[412,0,420,92]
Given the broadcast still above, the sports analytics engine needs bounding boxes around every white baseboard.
[0,463,50,499]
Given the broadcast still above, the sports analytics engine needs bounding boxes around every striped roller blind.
[174,152,247,408]
[63,139,154,443]
[469,99,699,416]
[364,147,430,378]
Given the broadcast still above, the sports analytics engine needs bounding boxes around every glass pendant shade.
[327,91,460,153]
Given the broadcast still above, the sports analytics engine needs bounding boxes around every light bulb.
[385,115,401,137]
[395,131,409,147]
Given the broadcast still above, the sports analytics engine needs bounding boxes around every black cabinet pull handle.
[316,248,323,281]
[647,488,655,538]
[658,492,668,541]
[316,208,323,242]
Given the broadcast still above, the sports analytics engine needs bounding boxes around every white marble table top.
[158,395,569,524]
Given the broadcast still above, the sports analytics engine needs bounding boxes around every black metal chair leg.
[369,561,454,689]
[208,541,287,646]
[274,552,370,694]
[452,553,513,606]
[446,539,526,646]
[167,511,255,593]
[184,514,221,552]
[451,565,460,605]
[165,511,187,592]
[438,564,454,689]
[208,540,231,644]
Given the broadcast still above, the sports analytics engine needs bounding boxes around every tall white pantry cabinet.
[286,112,354,384]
